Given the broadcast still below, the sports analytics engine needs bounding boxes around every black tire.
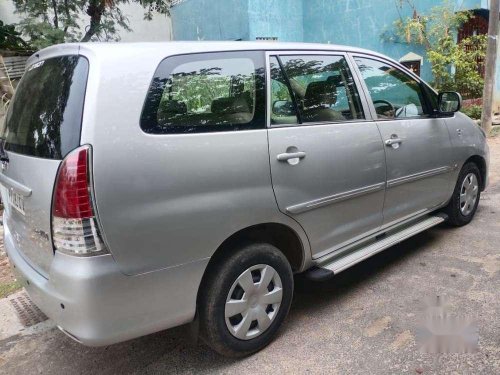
[444,162,481,227]
[198,243,294,357]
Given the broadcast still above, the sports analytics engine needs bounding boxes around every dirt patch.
[363,316,392,337]
[389,330,414,350]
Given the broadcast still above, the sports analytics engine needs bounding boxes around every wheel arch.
[464,155,487,191]
[195,222,306,305]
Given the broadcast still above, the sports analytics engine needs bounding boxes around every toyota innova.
[1,42,489,357]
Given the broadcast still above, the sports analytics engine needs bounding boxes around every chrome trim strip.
[286,182,385,215]
[386,166,452,188]
[0,173,32,197]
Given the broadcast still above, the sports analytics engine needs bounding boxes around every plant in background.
[1,55,15,121]
[0,21,32,51]
[461,104,483,120]
[393,0,487,97]
[12,0,172,50]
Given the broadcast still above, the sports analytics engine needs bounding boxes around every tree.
[0,21,31,51]
[480,0,499,134]
[392,0,487,98]
[12,0,172,50]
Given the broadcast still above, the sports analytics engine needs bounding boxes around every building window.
[401,60,421,76]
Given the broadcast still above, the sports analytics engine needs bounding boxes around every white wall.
[0,1,172,42]
[0,1,20,24]
[109,3,172,42]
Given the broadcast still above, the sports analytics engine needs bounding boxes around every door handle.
[277,151,306,162]
[385,138,403,146]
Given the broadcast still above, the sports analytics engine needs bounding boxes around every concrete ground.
[0,138,499,375]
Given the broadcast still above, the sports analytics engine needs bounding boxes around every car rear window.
[0,55,89,159]
[140,51,265,134]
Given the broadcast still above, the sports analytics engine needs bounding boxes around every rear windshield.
[0,55,89,159]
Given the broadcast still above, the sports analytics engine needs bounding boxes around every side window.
[141,52,265,134]
[354,57,428,119]
[275,55,364,124]
[270,56,298,125]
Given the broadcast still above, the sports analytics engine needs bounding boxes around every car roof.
[28,41,391,66]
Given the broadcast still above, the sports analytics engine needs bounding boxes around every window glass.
[278,55,364,124]
[1,56,88,159]
[354,57,427,119]
[270,56,298,125]
[141,52,265,134]
[423,83,439,111]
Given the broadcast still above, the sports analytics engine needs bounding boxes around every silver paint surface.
[1,41,489,347]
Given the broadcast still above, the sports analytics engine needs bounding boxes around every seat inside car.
[301,80,345,122]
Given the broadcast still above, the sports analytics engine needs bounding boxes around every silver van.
[1,42,489,357]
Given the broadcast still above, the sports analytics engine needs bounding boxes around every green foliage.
[393,0,487,97]
[461,104,482,119]
[0,280,22,299]
[0,21,31,51]
[11,0,172,50]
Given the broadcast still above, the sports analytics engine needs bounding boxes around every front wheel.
[198,243,294,357]
[444,162,481,226]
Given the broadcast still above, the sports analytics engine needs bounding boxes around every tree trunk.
[481,0,500,135]
[81,1,105,42]
[51,0,59,29]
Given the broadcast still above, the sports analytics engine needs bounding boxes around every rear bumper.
[4,222,209,346]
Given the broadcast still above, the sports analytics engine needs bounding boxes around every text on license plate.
[9,190,25,215]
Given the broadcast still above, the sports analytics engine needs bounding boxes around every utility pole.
[481,0,500,135]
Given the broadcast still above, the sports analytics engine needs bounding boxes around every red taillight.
[52,145,108,256]
[53,146,93,219]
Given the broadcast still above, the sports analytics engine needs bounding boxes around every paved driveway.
[0,138,499,375]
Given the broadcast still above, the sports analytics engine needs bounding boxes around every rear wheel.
[198,243,293,357]
[444,162,481,226]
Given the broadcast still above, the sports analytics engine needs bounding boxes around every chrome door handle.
[385,138,403,146]
[277,151,306,162]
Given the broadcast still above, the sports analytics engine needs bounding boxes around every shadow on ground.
[0,226,448,375]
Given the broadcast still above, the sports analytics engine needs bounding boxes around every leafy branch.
[392,0,486,97]
[12,0,173,50]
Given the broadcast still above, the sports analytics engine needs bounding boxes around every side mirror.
[272,100,295,116]
[438,91,462,114]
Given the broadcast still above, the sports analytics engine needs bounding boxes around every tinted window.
[270,56,298,125]
[276,55,364,124]
[355,57,427,119]
[1,56,88,159]
[141,52,265,134]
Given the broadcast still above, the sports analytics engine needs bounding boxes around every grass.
[0,280,22,299]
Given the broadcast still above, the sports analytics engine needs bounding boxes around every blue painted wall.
[248,0,303,41]
[171,0,497,94]
[171,0,250,40]
[302,0,482,81]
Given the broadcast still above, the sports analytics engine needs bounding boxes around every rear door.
[267,52,386,258]
[352,55,454,225]
[0,55,89,277]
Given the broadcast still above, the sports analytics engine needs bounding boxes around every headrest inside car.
[304,81,337,108]
[211,94,251,114]
[159,99,187,116]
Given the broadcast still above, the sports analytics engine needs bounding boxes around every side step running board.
[304,214,447,281]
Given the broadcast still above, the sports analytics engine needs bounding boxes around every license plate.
[9,190,25,215]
